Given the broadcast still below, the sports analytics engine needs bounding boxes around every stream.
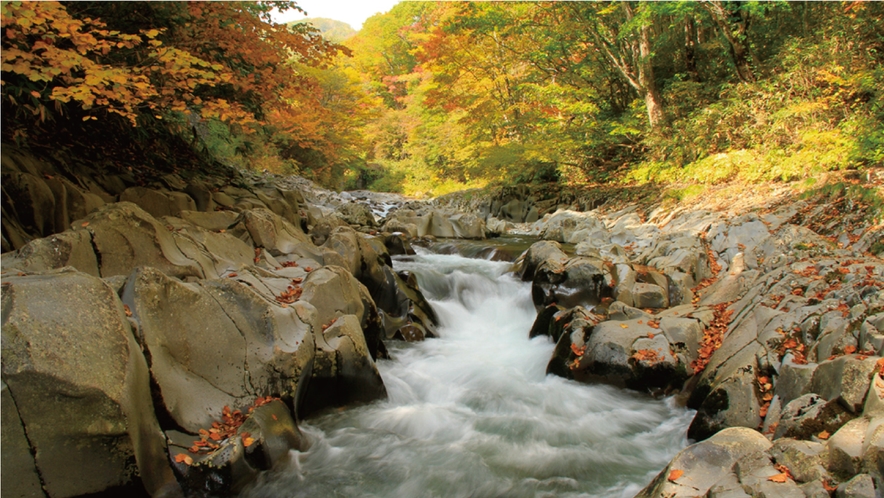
[245,242,695,498]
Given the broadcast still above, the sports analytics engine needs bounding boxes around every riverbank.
[2,142,883,496]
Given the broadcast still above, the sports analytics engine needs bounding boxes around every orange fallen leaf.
[648,333,655,339]
[81,222,90,227]
[272,414,278,421]
[843,345,857,355]
[242,437,255,447]
[174,453,193,465]
[668,469,683,481]
[209,432,222,441]
[767,473,789,483]
[620,323,629,329]
[123,304,132,317]
[818,430,830,440]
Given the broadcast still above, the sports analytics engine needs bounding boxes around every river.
[244,243,694,498]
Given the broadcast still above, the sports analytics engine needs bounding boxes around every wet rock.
[635,427,772,498]
[2,269,178,497]
[449,213,485,239]
[301,314,387,416]
[167,400,306,497]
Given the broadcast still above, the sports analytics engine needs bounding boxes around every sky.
[271,0,402,31]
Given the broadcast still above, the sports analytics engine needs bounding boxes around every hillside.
[289,17,356,43]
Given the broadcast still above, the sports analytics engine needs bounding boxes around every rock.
[811,355,879,413]
[862,420,884,488]
[776,355,817,406]
[774,394,855,440]
[734,450,805,497]
[827,417,869,478]
[120,186,196,218]
[123,267,315,433]
[337,202,376,227]
[688,356,762,441]
[528,304,562,340]
[769,438,829,483]
[635,427,772,498]
[301,314,387,416]
[1,381,44,497]
[242,208,320,260]
[449,213,485,239]
[2,171,57,239]
[168,400,306,496]
[545,257,612,310]
[633,282,667,309]
[179,210,242,232]
[517,240,568,281]
[606,301,654,321]
[611,263,637,307]
[835,473,877,498]
[82,202,205,279]
[1,228,100,277]
[1,269,177,497]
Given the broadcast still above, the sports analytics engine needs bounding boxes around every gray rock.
[835,473,877,498]
[811,356,879,413]
[827,417,869,478]
[688,355,762,441]
[449,213,485,239]
[707,472,752,498]
[862,419,884,488]
[612,263,636,307]
[517,240,568,281]
[120,186,195,218]
[734,450,805,497]
[635,427,772,498]
[242,208,318,259]
[660,317,702,361]
[634,282,668,309]
[770,438,829,483]
[775,394,855,440]
[124,267,315,433]
[1,269,178,497]
[776,355,817,406]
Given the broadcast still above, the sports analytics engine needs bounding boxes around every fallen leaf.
[81,222,89,227]
[242,437,255,447]
[822,479,838,492]
[818,430,830,440]
[272,414,278,421]
[667,469,683,481]
[174,453,193,465]
[843,345,857,355]
[620,323,629,329]
[767,473,789,483]
[123,304,132,317]
[648,333,655,339]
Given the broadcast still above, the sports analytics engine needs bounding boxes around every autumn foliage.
[1,1,353,175]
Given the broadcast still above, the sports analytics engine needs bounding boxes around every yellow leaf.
[145,29,160,39]
[620,323,628,328]
[767,473,788,483]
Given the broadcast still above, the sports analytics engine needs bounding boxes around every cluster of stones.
[1,147,439,497]
[516,201,884,496]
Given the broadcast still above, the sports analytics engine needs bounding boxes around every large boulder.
[636,427,772,498]
[1,269,178,497]
[123,267,315,433]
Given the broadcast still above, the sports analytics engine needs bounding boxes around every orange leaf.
[620,323,629,329]
[209,432,222,441]
[767,473,788,483]
[174,453,193,465]
[843,345,856,355]
[668,469,683,481]
[647,333,655,339]
[271,413,278,421]
[242,436,255,447]
[818,430,830,440]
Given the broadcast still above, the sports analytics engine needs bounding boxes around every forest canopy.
[2,1,882,195]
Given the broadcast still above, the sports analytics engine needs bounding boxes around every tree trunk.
[701,0,756,83]
[636,16,664,129]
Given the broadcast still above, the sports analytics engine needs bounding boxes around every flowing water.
[245,247,694,498]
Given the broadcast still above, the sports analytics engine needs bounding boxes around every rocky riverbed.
[2,144,883,497]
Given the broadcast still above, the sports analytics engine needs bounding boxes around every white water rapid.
[245,249,695,498]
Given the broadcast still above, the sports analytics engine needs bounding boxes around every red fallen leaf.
[123,304,132,317]
[877,358,884,376]
[570,343,586,356]
[199,429,209,436]
[81,222,89,227]
[791,288,804,296]
[228,272,238,278]
[174,453,193,465]
[188,445,200,453]
[767,473,789,483]
[843,345,857,355]
[305,266,313,272]
[209,432,222,441]
[774,463,794,480]
[648,333,655,339]
[758,376,770,385]
[668,469,683,481]
[818,430,830,440]
[759,403,769,417]
[648,321,660,329]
